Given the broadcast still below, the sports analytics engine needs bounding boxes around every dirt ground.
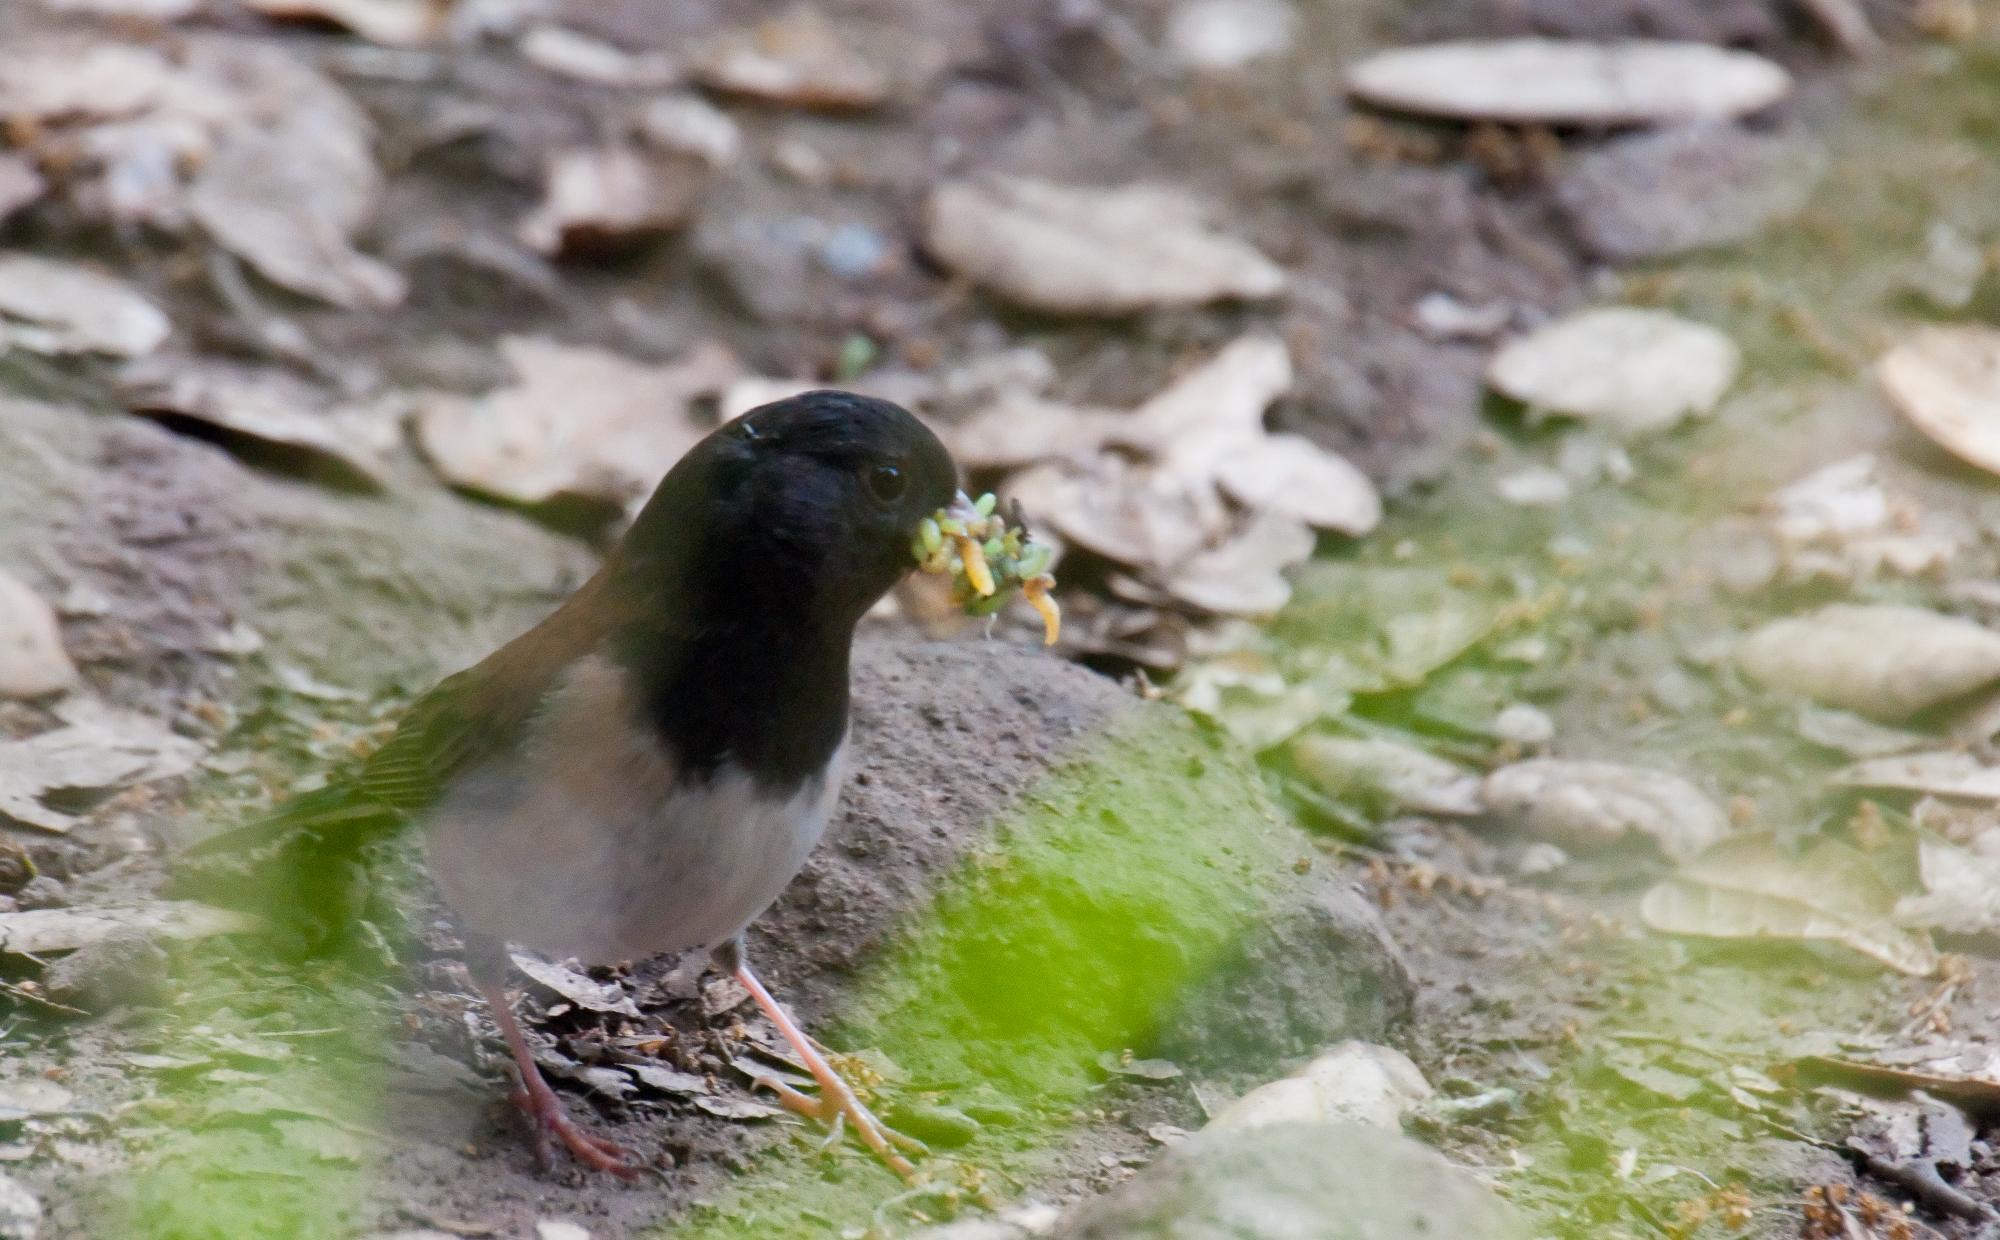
[5,0,2000,1237]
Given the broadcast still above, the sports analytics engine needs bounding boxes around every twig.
[1847,1146,1996,1224]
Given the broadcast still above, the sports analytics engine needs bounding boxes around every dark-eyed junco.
[189,391,957,1178]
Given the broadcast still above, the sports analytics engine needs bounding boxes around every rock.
[1208,1041,1432,1133]
[768,642,1412,1097]
[1556,124,1824,262]
[41,936,172,1011]
[0,570,78,700]
[1055,1122,1528,1239]
[1879,326,2000,478]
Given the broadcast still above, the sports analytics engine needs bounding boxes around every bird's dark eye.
[866,463,906,503]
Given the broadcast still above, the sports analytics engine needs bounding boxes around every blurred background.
[2,0,2000,1237]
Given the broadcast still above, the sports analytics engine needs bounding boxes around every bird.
[183,390,959,1179]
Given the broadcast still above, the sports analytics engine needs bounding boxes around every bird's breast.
[424,654,844,965]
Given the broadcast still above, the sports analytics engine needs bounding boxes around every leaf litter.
[0,570,79,701]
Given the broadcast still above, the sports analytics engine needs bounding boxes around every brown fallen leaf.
[691,8,889,110]
[1832,752,2000,801]
[0,254,169,358]
[509,951,642,1017]
[1293,734,1483,817]
[416,337,738,511]
[0,569,79,701]
[518,146,709,258]
[122,358,402,489]
[923,175,1287,316]
[1794,1056,2000,1122]
[1640,834,1939,975]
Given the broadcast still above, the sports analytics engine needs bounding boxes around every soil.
[3,0,1999,1237]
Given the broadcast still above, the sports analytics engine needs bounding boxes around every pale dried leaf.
[0,1080,71,1121]
[1209,1042,1431,1133]
[0,36,180,122]
[1896,833,2000,934]
[1486,307,1739,435]
[1122,335,1294,458]
[692,8,888,109]
[949,395,1124,470]
[1166,0,1297,71]
[123,358,401,489]
[520,26,677,87]
[1831,751,2000,800]
[1640,834,1938,975]
[1211,434,1382,535]
[509,951,641,1017]
[1292,734,1483,816]
[923,176,1286,315]
[0,254,168,358]
[1481,759,1729,859]
[243,0,437,44]
[0,698,203,832]
[519,147,707,257]
[694,1094,785,1121]
[1006,456,1220,571]
[1347,38,1792,126]
[1159,512,1314,615]
[626,1063,710,1095]
[1795,703,1927,759]
[1880,326,2000,476]
[417,337,737,508]
[0,156,44,227]
[1737,604,2000,720]
[0,902,257,955]
[0,570,77,701]
[638,95,742,167]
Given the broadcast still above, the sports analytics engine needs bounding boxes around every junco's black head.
[622,390,958,630]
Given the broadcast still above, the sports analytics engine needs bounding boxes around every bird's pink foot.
[509,1082,642,1178]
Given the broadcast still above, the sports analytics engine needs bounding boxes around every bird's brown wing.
[182,569,621,856]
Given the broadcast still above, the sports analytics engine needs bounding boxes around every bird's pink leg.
[733,962,924,1181]
[477,979,642,1178]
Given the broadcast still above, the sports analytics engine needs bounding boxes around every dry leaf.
[509,951,642,1017]
[1486,307,1739,435]
[182,39,404,309]
[1737,604,2000,720]
[0,156,45,226]
[1292,734,1483,816]
[242,0,438,45]
[0,699,205,833]
[1765,455,1958,581]
[1896,833,2000,934]
[1831,751,2000,800]
[1880,326,2000,476]
[923,176,1286,315]
[638,95,742,167]
[1346,38,1792,126]
[0,902,256,954]
[416,337,737,510]
[519,147,708,257]
[519,26,678,88]
[122,358,401,489]
[1481,759,1729,859]
[1795,702,1928,759]
[0,569,78,701]
[949,395,1126,471]
[694,1094,786,1121]
[691,8,888,110]
[1160,512,1315,615]
[1210,434,1382,534]
[1208,1042,1431,1133]
[1165,0,1298,71]
[0,254,168,358]
[1640,834,1938,975]
[0,35,181,123]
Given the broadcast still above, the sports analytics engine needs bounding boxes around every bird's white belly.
[424,657,844,965]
